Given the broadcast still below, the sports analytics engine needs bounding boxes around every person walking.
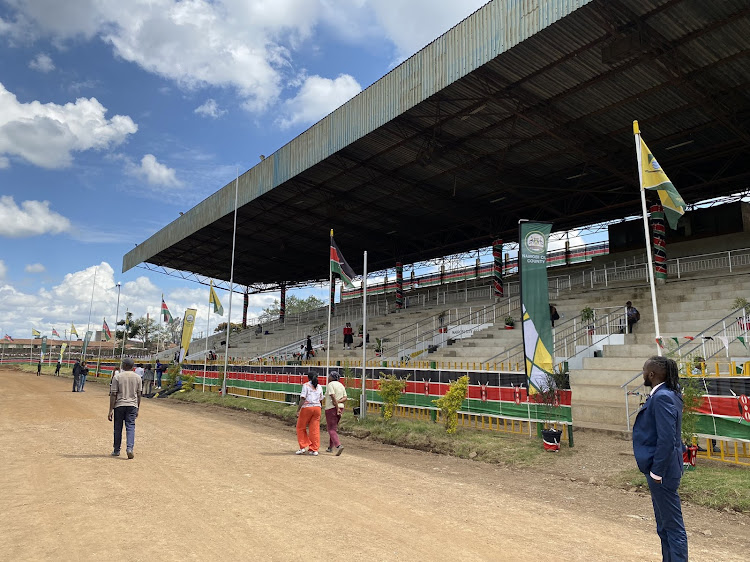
[142,363,155,395]
[295,373,323,456]
[108,357,142,459]
[633,356,688,561]
[324,371,347,455]
[72,360,81,392]
[54,360,61,376]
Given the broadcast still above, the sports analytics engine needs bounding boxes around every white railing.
[483,306,628,370]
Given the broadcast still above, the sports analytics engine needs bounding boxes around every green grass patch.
[615,466,750,513]
[171,391,569,467]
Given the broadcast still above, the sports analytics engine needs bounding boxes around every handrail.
[620,307,750,430]
[482,306,628,368]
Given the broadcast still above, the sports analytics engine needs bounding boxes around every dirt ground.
[1,369,748,562]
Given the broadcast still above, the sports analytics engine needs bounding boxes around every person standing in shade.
[305,335,313,360]
[633,356,688,562]
[54,360,61,376]
[324,371,347,455]
[72,360,81,392]
[295,373,323,456]
[342,323,353,350]
[108,357,142,459]
[142,363,155,395]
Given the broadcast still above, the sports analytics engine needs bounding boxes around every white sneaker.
[308,450,318,456]
[295,448,308,455]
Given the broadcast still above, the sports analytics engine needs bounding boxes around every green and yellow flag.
[634,120,686,229]
[70,323,79,338]
[209,281,224,316]
[32,329,41,338]
[519,221,554,392]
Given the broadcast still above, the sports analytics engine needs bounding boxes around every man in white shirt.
[324,371,347,455]
[135,363,144,378]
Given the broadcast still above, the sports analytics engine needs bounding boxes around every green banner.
[41,336,47,360]
[81,330,93,359]
[519,221,554,390]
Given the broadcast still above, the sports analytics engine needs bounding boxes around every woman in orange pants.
[296,374,323,456]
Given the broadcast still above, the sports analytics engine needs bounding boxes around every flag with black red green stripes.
[330,234,356,288]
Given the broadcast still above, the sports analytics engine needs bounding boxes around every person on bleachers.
[343,322,353,350]
[305,335,313,359]
[624,300,640,333]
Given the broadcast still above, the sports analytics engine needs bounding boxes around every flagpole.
[66,329,70,366]
[222,169,240,397]
[120,309,128,361]
[85,266,98,336]
[113,282,121,358]
[325,230,334,379]
[156,293,162,360]
[634,120,662,356]
[204,281,212,393]
[96,318,104,377]
[360,251,368,419]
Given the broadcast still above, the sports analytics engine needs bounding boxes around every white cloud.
[29,52,55,72]
[0,260,7,280]
[278,74,361,129]
[125,154,181,188]
[25,263,46,273]
[0,196,72,238]
[0,260,279,339]
[0,82,137,168]
[365,0,488,60]
[194,99,227,119]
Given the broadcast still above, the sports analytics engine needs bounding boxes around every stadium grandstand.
[121,0,750,446]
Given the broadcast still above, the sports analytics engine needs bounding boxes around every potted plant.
[733,297,750,330]
[534,370,565,452]
[504,315,515,329]
[681,377,703,470]
[437,311,448,333]
[580,306,595,335]
[357,324,364,337]
[374,337,384,357]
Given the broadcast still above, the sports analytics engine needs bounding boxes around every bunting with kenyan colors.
[686,377,750,442]
[634,121,686,229]
[650,204,667,280]
[330,232,356,288]
[519,221,555,391]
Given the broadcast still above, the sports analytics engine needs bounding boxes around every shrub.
[433,375,469,434]
[378,372,408,421]
[681,378,703,445]
[164,362,181,387]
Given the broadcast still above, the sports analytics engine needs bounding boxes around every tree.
[260,295,325,320]
[213,322,243,334]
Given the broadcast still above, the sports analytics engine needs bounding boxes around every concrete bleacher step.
[570,400,629,428]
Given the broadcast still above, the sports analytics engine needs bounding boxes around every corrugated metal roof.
[124,0,750,286]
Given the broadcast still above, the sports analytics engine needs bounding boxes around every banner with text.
[519,221,554,391]
[180,308,198,362]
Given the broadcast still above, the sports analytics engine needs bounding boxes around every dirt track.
[1,369,748,561]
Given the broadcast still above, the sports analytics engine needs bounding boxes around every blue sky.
[0,0,496,339]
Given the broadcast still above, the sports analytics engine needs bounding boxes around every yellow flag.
[32,329,41,337]
[209,281,224,316]
[179,308,198,362]
[634,121,686,229]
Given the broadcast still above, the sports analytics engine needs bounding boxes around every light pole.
[112,282,121,358]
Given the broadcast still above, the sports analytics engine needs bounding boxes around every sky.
[0,0,502,340]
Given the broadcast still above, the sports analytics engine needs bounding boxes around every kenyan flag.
[161,297,173,323]
[102,319,112,341]
[330,234,356,288]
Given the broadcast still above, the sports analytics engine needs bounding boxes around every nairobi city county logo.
[186,313,195,324]
[525,231,546,254]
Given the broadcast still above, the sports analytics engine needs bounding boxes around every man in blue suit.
[633,356,688,562]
